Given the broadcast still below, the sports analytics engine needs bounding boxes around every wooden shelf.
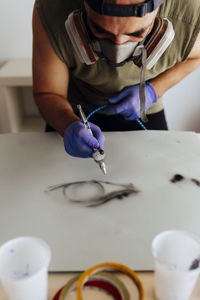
[0,59,32,87]
[0,59,44,133]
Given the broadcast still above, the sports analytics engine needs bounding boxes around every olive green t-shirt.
[36,0,200,115]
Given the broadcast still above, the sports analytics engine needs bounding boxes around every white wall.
[0,0,39,128]
[164,67,200,132]
[0,0,34,61]
[0,0,200,132]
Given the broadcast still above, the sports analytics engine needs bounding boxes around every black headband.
[85,0,166,17]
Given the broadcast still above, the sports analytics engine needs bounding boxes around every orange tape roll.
[76,262,144,300]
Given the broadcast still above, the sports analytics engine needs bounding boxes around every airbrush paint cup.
[0,236,51,300]
[152,230,200,300]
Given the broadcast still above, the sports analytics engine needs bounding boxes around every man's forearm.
[150,58,200,98]
[34,93,79,136]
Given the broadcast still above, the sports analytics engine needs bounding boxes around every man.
[32,0,200,159]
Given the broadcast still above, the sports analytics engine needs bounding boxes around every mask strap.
[137,45,148,123]
[85,0,166,17]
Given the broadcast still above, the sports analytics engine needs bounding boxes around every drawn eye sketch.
[45,180,139,207]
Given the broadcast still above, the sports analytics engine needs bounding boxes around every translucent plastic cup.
[0,236,51,300]
[152,230,200,300]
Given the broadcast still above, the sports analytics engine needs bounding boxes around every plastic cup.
[152,230,200,300]
[0,236,51,300]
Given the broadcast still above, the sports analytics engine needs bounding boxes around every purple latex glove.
[64,120,105,158]
[105,82,157,120]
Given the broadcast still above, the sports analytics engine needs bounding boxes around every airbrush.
[77,104,107,175]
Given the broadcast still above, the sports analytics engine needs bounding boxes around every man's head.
[84,0,165,44]
[65,0,172,67]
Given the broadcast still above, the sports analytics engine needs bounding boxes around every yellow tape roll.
[76,262,144,300]
[58,272,130,300]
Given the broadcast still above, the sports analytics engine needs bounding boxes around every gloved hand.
[105,82,157,120]
[64,120,105,158]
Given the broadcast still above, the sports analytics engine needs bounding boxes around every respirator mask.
[65,0,175,121]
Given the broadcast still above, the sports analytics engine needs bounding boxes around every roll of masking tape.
[76,262,144,300]
[56,271,130,300]
[53,287,63,300]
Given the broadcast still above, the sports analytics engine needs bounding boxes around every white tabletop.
[0,131,200,272]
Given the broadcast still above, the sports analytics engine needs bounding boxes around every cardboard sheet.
[0,131,200,271]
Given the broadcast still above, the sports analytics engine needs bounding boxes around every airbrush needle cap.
[100,162,107,175]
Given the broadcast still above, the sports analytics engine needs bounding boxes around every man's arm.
[150,31,200,98]
[32,3,79,136]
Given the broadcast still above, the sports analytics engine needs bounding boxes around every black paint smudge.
[170,174,185,183]
[189,257,200,270]
[170,174,200,188]
[191,178,200,187]
[46,180,139,207]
